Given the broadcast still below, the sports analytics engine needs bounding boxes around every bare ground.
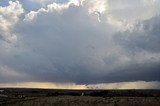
[1,96,160,106]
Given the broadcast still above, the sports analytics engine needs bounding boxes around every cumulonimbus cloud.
[0,0,160,88]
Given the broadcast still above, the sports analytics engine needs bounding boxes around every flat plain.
[0,88,160,106]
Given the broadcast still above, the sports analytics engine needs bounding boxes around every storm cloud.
[0,0,160,88]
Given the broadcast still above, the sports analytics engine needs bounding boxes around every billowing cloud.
[0,0,160,88]
[0,1,23,42]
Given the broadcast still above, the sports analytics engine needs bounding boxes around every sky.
[0,0,160,89]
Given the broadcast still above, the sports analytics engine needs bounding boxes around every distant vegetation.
[1,88,159,97]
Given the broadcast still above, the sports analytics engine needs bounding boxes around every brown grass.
[2,96,160,106]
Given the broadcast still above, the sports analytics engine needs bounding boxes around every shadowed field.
[0,88,160,106]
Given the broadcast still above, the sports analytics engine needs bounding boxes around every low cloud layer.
[0,0,160,88]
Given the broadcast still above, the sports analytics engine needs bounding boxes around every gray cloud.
[0,0,160,86]
[114,15,160,53]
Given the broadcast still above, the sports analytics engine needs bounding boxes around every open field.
[0,88,160,106]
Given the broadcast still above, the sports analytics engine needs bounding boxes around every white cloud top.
[0,1,23,42]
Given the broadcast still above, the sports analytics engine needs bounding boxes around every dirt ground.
[1,96,160,106]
